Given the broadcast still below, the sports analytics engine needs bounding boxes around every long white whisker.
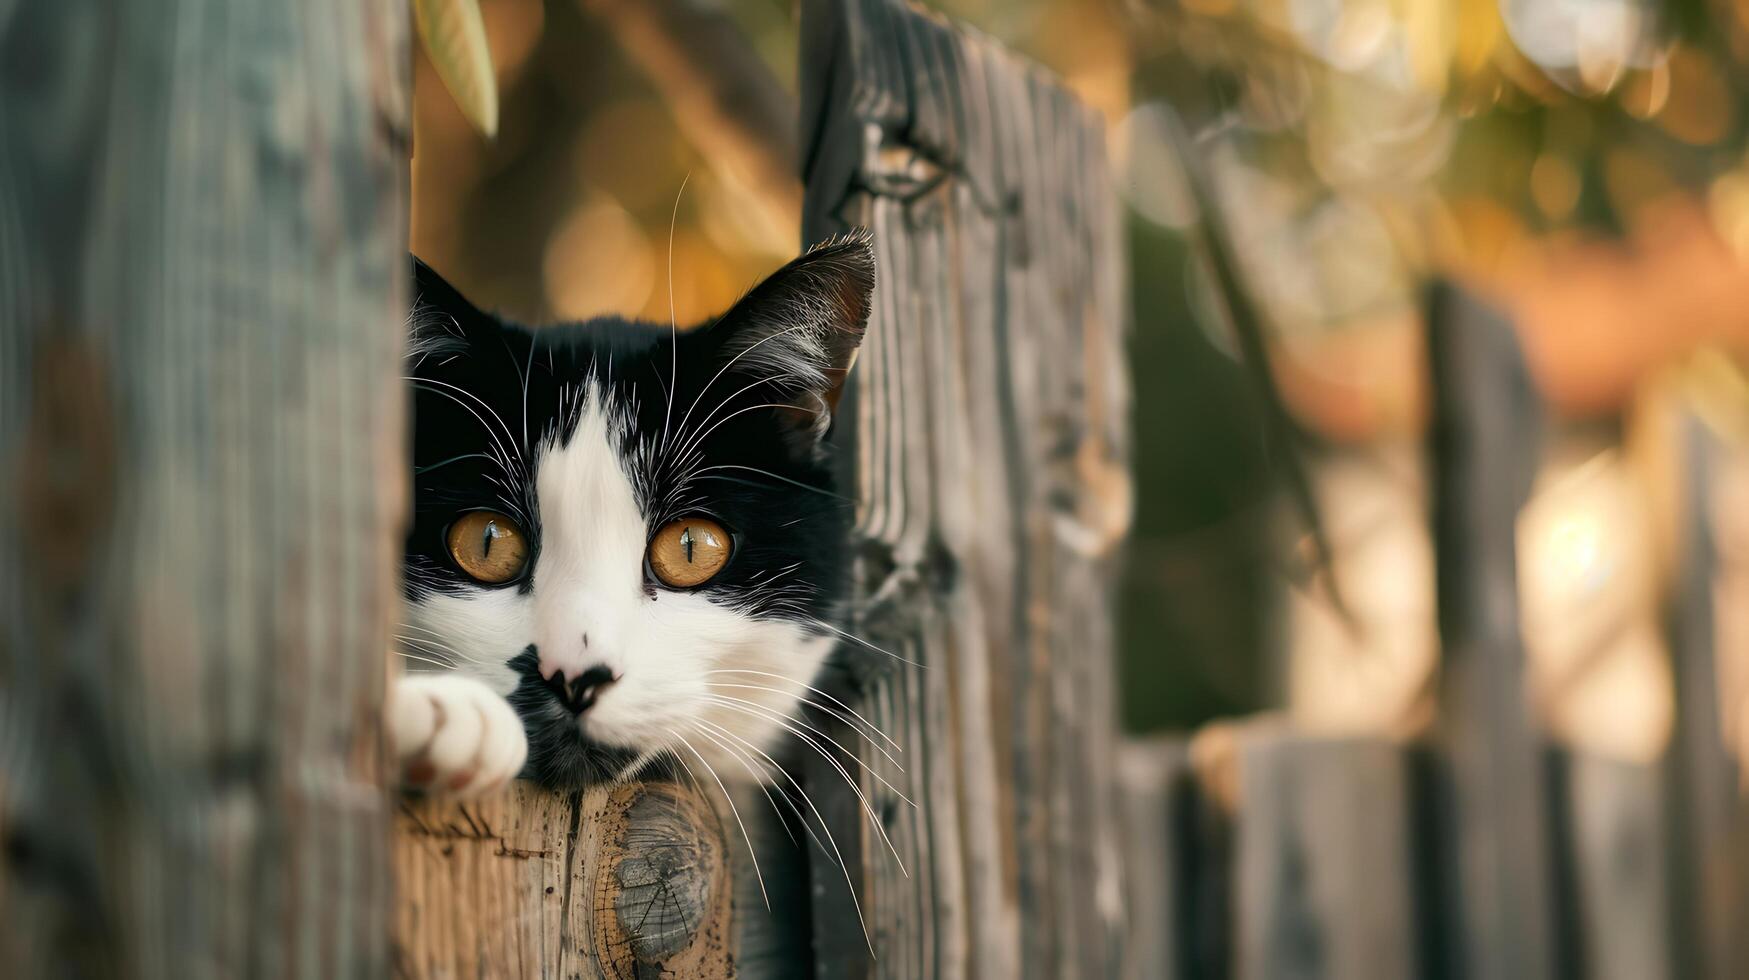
[666,370,811,464]
[519,335,538,463]
[703,669,902,752]
[406,377,527,478]
[394,651,458,671]
[705,683,904,769]
[668,323,817,458]
[690,464,853,502]
[666,728,770,909]
[405,376,521,455]
[415,452,498,475]
[612,743,669,784]
[660,172,691,454]
[669,402,800,466]
[392,630,490,666]
[393,621,462,640]
[808,620,925,668]
[691,721,820,854]
[392,638,466,664]
[699,693,911,796]
[697,696,912,877]
[687,724,801,850]
[690,719,874,955]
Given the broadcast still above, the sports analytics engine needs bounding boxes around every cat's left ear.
[707,229,875,443]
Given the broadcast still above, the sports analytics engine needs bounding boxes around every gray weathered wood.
[1564,753,1672,980]
[1424,283,1560,978]
[1117,739,1196,980]
[1663,415,1749,980]
[0,0,409,975]
[1233,734,1420,980]
[799,0,1131,975]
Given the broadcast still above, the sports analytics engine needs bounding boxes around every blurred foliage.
[412,0,797,328]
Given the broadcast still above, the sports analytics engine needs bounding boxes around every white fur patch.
[387,672,529,797]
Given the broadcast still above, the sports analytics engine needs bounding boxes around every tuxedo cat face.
[402,233,873,788]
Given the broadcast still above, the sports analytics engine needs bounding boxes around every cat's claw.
[388,673,528,798]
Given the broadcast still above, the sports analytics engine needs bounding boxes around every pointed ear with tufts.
[407,256,498,365]
[703,229,876,445]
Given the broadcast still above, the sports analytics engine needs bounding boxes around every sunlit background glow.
[412,0,1749,755]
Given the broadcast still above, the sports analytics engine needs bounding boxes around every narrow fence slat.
[1563,754,1672,980]
[1664,416,1749,980]
[799,0,1130,975]
[1234,734,1420,980]
[1117,739,1196,980]
[0,1,408,975]
[1424,283,1560,978]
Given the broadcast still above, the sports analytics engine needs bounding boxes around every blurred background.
[412,0,1748,761]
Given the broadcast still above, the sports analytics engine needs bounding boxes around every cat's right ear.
[408,256,486,364]
[703,230,876,445]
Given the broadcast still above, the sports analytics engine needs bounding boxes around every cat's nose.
[547,664,618,715]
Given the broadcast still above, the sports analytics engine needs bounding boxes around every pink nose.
[539,631,600,681]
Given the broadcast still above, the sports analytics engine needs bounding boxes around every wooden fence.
[6,0,1746,977]
[1117,285,1749,980]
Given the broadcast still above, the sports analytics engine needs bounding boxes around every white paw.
[387,673,528,798]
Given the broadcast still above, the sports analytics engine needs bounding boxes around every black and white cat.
[386,232,874,796]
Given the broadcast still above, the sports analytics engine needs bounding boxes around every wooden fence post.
[799,1,1132,975]
[1424,283,1560,978]
[0,0,409,975]
[1234,733,1420,980]
[1665,415,1749,980]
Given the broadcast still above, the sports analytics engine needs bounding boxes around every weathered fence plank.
[1563,754,1672,980]
[1117,739,1196,980]
[0,0,408,976]
[1664,415,1749,980]
[394,782,732,977]
[1234,734,1420,980]
[1424,283,1560,978]
[799,0,1131,975]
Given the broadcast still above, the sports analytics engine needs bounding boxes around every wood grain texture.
[1424,283,1560,979]
[394,780,732,979]
[0,0,410,976]
[799,1,1131,975]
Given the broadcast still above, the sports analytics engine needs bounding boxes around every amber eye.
[446,511,529,584]
[647,517,733,588]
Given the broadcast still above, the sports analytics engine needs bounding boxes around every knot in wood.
[610,785,722,965]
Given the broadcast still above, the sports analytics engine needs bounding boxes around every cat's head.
[402,233,874,788]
